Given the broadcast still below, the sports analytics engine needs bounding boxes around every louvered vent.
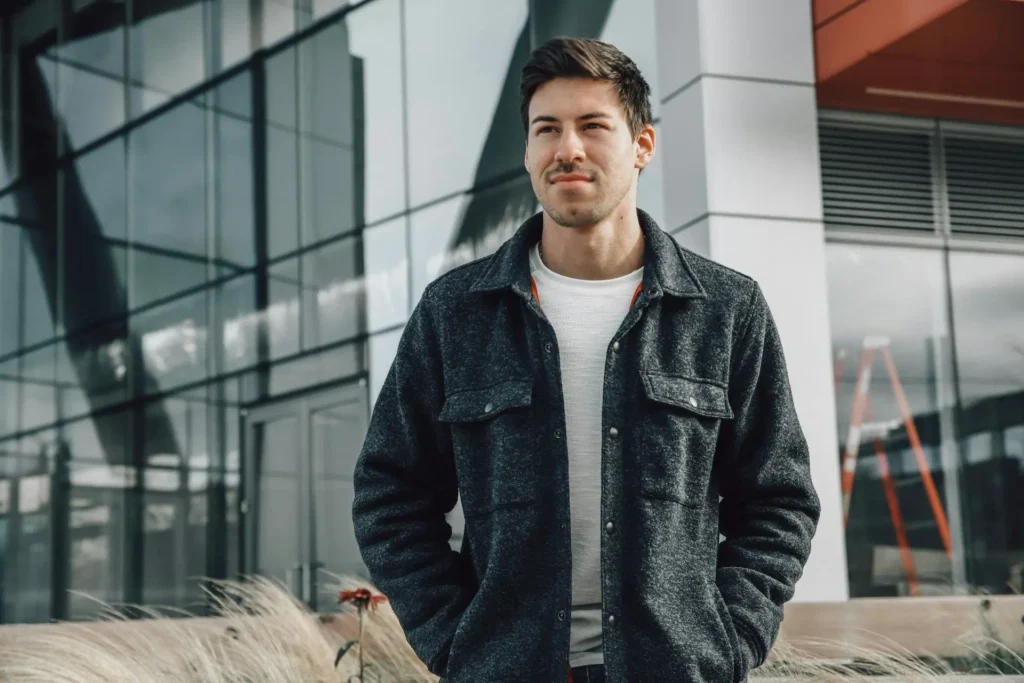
[944,135,1024,239]
[819,123,936,233]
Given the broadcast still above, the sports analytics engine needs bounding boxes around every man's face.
[524,77,651,228]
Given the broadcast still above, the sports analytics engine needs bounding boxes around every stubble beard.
[541,177,631,229]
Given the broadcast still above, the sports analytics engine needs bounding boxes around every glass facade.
[0,0,664,622]
[823,115,1024,598]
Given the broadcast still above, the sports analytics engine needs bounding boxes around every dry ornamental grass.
[1,574,1022,682]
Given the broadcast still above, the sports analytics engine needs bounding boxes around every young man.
[352,37,820,683]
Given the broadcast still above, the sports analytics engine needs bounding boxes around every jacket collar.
[469,208,707,303]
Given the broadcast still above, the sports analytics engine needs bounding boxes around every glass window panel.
[135,290,209,394]
[268,341,364,397]
[129,0,207,115]
[21,217,57,349]
[949,252,1024,404]
[63,138,128,333]
[299,135,356,247]
[3,438,53,624]
[218,274,260,373]
[218,0,253,70]
[129,99,208,307]
[48,1,127,149]
[266,126,300,259]
[58,322,131,419]
[141,396,209,609]
[301,232,364,349]
[67,461,131,619]
[0,217,20,356]
[363,216,409,332]
[827,243,964,598]
[298,20,352,146]
[65,411,132,464]
[346,0,404,223]
[948,251,1024,595]
[409,176,534,307]
[266,45,297,130]
[20,345,56,432]
[267,259,302,359]
[404,0,530,206]
[0,359,18,439]
[215,74,255,268]
[314,0,347,19]
[260,0,298,48]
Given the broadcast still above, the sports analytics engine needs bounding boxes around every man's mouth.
[550,173,591,184]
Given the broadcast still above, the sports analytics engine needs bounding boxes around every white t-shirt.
[529,242,643,668]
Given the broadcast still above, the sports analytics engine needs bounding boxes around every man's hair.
[519,37,653,140]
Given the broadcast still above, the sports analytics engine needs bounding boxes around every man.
[353,37,820,683]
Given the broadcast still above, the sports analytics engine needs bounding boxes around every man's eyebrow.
[530,112,612,126]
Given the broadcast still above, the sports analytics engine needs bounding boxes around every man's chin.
[544,205,606,229]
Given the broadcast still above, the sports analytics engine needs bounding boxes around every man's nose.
[554,131,584,165]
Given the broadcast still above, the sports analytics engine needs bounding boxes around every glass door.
[243,379,369,610]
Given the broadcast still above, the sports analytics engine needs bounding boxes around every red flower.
[338,588,388,613]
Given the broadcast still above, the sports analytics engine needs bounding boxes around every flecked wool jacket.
[352,209,821,682]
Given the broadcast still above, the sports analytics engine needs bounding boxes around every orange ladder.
[838,336,952,596]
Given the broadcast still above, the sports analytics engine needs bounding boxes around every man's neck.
[538,207,645,281]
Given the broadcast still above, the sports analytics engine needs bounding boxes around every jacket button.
[688,396,698,408]
[608,427,618,438]
[606,521,614,531]
[555,428,562,439]
[544,342,553,353]
[557,610,566,621]
[612,341,620,352]
[484,403,494,413]
[607,614,615,625]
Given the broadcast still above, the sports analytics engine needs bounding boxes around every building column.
[654,0,847,602]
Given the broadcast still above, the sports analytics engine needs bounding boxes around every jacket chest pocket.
[438,379,536,516]
[640,372,733,508]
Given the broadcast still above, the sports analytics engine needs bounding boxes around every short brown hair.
[520,37,653,140]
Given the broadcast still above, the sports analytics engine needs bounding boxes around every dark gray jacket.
[352,209,820,682]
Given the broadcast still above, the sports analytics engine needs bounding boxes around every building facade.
[0,0,1021,624]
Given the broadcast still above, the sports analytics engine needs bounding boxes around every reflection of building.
[0,0,1021,625]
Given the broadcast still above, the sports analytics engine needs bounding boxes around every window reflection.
[129,0,207,115]
[67,461,131,619]
[1,439,53,623]
[404,0,530,206]
[135,291,210,394]
[129,100,208,308]
[63,138,128,333]
[828,243,963,597]
[949,251,1024,594]
[141,397,210,610]
[410,176,535,307]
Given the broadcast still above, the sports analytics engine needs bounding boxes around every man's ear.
[635,124,656,170]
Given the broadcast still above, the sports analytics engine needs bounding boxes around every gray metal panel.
[818,122,937,234]
[944,135,1024,239]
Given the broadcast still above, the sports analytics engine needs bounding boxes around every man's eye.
[585,123,603,130]
[538,126,555,134]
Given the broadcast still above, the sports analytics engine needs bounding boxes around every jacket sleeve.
[352,295,470,676]
[716,282,821,677]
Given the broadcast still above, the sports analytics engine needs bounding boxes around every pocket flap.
[641,372,733,420]
[439,379,533,423]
